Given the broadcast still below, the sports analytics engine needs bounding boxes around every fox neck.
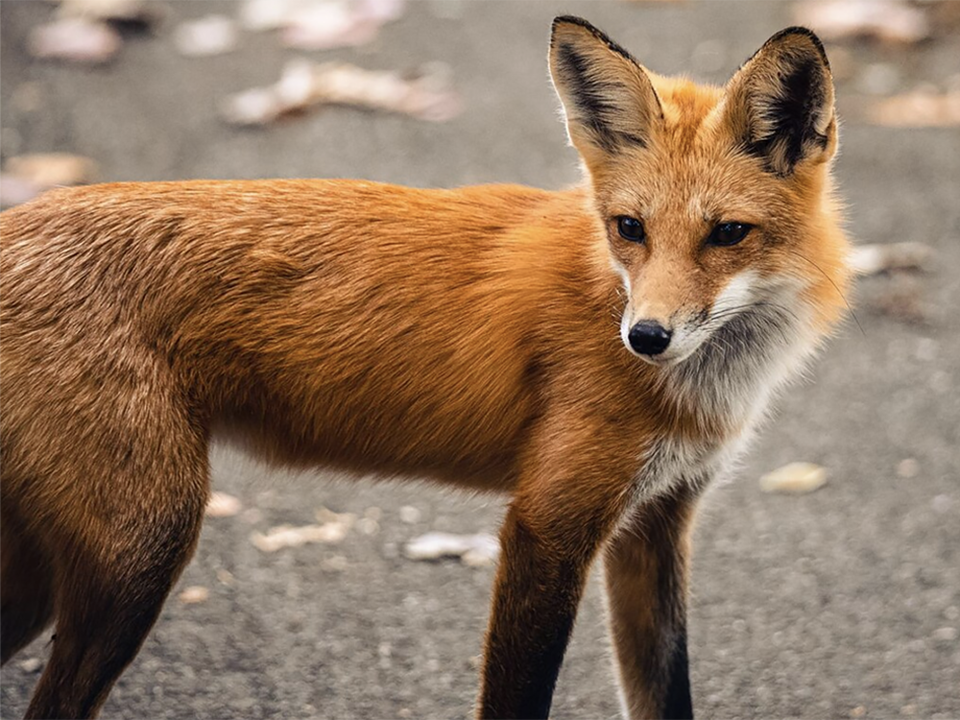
[661,284,820,438]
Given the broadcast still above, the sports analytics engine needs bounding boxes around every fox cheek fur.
[0,15,851,720]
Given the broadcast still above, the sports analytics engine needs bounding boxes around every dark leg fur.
[23,498,206,720]
[604,486,698,720]
[1,517,55,665]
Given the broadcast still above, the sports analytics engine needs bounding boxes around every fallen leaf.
[27,17,121,64]
[280,3,380,50]
[205,491,242,517]
[865,89,960,127]
[178,585,210,604]
[4,153,98,188]
[240,0,313,32]
[251,520,350,552]
[759,462,827,494]
[849,242,934,276]
[173,15,238,57]
[404,531,499,566]
[221,59,461,126]
[793,0,930,44]
[239,0,404,49]
[315,506,357,527]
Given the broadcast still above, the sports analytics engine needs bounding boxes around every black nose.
[628,321,672,356]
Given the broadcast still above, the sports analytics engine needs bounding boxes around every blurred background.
[1,1,958,718]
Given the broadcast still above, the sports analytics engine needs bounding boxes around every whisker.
[784,248,864,337]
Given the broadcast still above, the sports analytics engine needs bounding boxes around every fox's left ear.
[725,27,836,177]
[549,16,663,167]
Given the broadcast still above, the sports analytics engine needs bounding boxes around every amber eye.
[707,222,753,247]
[616,216,645,243]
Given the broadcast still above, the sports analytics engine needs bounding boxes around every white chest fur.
[633,290,821,502]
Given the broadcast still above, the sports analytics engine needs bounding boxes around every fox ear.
[549,16,663,164]
[725,27,836,177]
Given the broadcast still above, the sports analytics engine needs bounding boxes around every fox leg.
[13,388,210,720]
[603,485,699,720]
[0,506,55,665]
[477,427,635,719]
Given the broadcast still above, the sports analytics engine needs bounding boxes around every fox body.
[0,17,849,720]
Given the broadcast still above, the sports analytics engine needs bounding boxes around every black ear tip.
[765,26,830,68]
[551,15,596,42]
[553,15,595,31]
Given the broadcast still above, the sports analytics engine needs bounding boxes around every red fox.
[0,16,850,720]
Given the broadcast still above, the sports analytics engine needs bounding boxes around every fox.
[0,15,850,720]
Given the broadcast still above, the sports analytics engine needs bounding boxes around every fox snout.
[626,320,672,357]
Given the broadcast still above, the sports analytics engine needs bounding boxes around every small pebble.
[896,458,919,478]
[206,491,242,517]
[932,627,957,642]
[19,658,42,673]
[760,462,827,494]
[399,505,422,524]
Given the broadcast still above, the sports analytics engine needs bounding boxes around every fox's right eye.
[616,216,645,243]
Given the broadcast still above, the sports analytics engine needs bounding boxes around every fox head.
[549,17,850,368]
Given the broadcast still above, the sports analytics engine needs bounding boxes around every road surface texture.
[1,2,958,719]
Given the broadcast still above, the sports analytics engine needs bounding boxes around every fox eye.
[616,216,645,243]
[707,222,753,247]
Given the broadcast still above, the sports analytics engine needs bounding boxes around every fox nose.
[628,321,672,356]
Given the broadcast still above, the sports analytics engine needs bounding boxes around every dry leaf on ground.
[759,462,828,494]
[240,0,404,50]
[221,59,460,126]
[205,491,243,517]
[251,524,347,552]
[792,0,930,44]
[178,586,210,604]
[404,532,499,567]
[850,242,934,276]
[27,18,121,64]
[173,15,238,57]
[865,90,960,128]
[4,153,99,187]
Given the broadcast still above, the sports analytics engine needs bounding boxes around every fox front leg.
[477,430,636,719]
[604,485,699,720]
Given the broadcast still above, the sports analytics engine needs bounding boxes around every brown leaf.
[793,0,930,44]
[27,18,121,64]
[221,59,461,126]
[4,153,98,188]
[173,15,238,57]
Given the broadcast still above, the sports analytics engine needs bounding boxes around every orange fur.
[0,18,850,720]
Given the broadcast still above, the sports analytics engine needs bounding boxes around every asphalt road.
[1,2,959,719]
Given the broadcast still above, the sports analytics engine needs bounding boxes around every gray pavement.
[1,2,958,718]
